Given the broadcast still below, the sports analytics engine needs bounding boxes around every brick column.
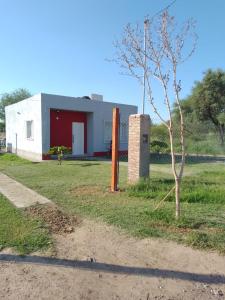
[128,114,150,184]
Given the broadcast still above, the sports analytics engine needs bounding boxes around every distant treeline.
[150,69,225,156]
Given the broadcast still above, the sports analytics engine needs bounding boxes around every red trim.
[50,109,87,153]
[42,154,51,160]
[94,150,128,157]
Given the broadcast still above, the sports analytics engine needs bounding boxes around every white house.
[5,93,137,161]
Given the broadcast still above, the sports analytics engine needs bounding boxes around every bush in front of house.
[48,146,72,155]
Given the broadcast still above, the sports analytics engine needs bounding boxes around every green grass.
[0,153,31,164]
[185,134,225,155]
[0,192,51,254]
[0,153,225,253]
[128,171,225,204]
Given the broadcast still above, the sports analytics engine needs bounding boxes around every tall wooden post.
[111,107,119,192]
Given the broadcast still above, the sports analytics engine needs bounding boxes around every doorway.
[72,122,84,155]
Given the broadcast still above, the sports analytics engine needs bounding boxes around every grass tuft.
[0,193,51,254]
[0,153,30,162]
[128,176,225,204]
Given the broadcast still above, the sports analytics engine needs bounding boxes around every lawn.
[0,192,51,254]
[0,153,225,253]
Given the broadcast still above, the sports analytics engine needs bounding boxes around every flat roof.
[40,93,137,109]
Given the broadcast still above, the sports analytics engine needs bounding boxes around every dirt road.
[0,219,225,300]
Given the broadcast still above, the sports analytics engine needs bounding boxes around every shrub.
[150,140,169,153]
[48,146,72,155]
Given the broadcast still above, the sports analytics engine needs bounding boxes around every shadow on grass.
[80,163,101,167]
[150,153,225,165]
[67,163,101,167]
[116,153,225,165]
[0,254,225,284]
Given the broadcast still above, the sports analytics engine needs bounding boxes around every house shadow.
[0,254,224,284]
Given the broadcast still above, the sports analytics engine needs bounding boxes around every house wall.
[87,112,94,154]
[50,109,87,152]
[41,93,137,155]
[5,94,42,161]
[5,93,137,160]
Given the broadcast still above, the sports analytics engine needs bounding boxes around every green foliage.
[184,69,225,146]
[150,124,170,153]
[0,121,4,132]
[0,193,51,254]
[151,124,169,143]
[0,89,32,128]
[170,69,225,153]
[185,137,225,155]
[192,69,225,124]
[48,146,72,155]
[150,140,170,153]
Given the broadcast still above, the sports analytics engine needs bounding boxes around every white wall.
[41,93,137,154]
[5,94,42,160]
[5,92,138,160]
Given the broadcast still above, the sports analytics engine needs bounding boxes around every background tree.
[0,121,4,132]
[173,90,218,155]
[151,123,170,153]
[151,123,169,143]
[113,10,197,218]
[188,69,225,146]
[0,88,31,131]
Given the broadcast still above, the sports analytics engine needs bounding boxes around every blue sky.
[0,0,225,121]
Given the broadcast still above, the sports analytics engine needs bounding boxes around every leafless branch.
[112,9,197,218]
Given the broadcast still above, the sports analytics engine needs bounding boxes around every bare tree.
[113,10,197,218]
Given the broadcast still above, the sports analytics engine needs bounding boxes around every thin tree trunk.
[168,128,181,219]
[175,178,181,219]
[219,124,225,146]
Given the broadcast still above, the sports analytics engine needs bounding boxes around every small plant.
[57,147,63,165]
[48,146,72,155]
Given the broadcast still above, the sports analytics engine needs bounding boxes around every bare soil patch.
[1,218,225,299]
[70,185,125,197]
[71,185,107,196]
[25,204,81,234]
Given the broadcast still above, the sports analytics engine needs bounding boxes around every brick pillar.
[128,114,150,184]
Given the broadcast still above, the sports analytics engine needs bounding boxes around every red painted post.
[111,107,119,192]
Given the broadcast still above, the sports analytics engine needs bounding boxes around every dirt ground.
[0,218,225,300]
[25,204,81,234]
